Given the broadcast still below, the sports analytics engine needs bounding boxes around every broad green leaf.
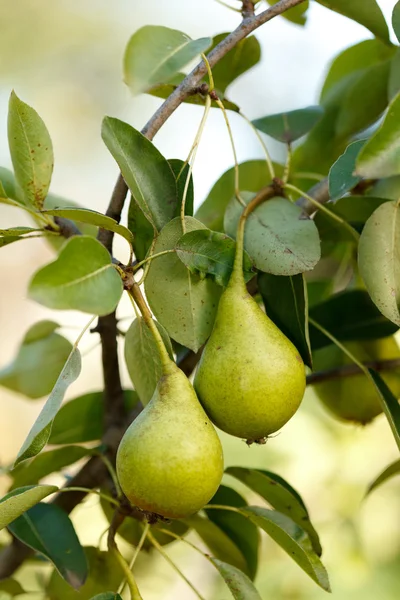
[358,201,400,327]
[209,558,262,600]
[207,34,261,95]
[368,369,400,451]
[252,106,324,144]
[0,485,57,530]
[47,546,125,600]
[224,193,321,276]
[176,229,254,287]
[169,159,194,218]
[307,280,334,309]
[7,91,53,210]
[356,92,400,179]
[90,595,122,600]
[185,514,249,575]
[366,175,400,200]
[389,49,400,101]
[316,0,390,42]
[0,579,25,596]
[0,235,29,248]
[266,0,309,24]
[227,467,321,556]
[328,140,365,201]
[0,322,72,399]
[124,317,173,406]
[335,59,391,140]
[196,160,277,232]
[240,507,330,591]
[10,446,93,489]
[28,236,123,315]
[102,117,177,232]
[0,226,43,236]
[309,290,398,350]
[42,208,133,245]
[123,25,211,95]
[205,485,260,580]
[15,347,81,466]
[8,503,87,589]
[258,273,312,368]
[49,391,138,444]
[393,1,400,43]
[367,459,400,495]
[145,217,222,351]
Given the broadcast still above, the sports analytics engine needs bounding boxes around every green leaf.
[366,459,400,495]
[209,558,262,600]
[49,391,138,445]
[10,446,93,489]
[123,25,211,95]
[366,175,400,201]
[169,159,194,218]
[316,0,390,42]
[252,106,324,144]
[175,229,254,287]
[145,217,222,352]
[207,34,261,95]
[28,236,123,316]
[358,201,400,327]
[309,290,398,350]
[0,322,72,399]
[124,317,173,406]
[328,140,365,201]
[0,166,19,200]
[0,226,43,236]
[42,208,133,246]
[8,503,87,589]
[258,273,312,368]
[7,91,53,210]
[368,369,400,451]
[15,347,81,466]
[0,235,28,248]
[90,595,122,600]
[226,467,321,556]
[0,485,57,530]
[356,92,400,179]
[240,507,330,591]
[224,193,321,276]
[266,0,309,24]
[102,117,177,232]
[393,1,400,43]
[0,579,26,596]
[196,160,277,232]
[47,546,125,600]
[205,486,260,580]
[41,193,98,251]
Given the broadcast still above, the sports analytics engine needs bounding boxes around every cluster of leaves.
[1,1,400,598]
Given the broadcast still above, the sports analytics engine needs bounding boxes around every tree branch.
[306,358,400,385]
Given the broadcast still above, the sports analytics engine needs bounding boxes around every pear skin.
[116,360,224,519]
[194,274,306,441]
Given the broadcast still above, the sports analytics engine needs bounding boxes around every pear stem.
[128,285,172,371]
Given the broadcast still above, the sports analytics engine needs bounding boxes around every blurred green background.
[0,1,399,599]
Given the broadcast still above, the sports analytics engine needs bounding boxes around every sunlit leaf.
[367,459,400,495]
[0,485,58,530]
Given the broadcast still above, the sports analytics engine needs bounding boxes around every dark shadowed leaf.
[266,0,309,24]
[0,485,57,530]
[393,1,400,43]
[0,321,72,399]
[316,0,389,42]
[7,91,53,210]
[224,193,320,276]
[127,196,154,263]
[358,201,400,326]
[8,503,87,589]
[209,558,262,600]
[368,369,400,451]
[309,290,398,350]
[328,140,365,201]
[227,467,321,556]
[258,273,312,368]
[356,92,400,179]
[145,217,222,351]
[0,579,26,595]
[124,317,173,406]
[102,117,177,232]
[123,25,211,95]
[169,159,194,218]
[252,106,324,143]
[205,485,260,580]
[28,236,123,315]
[176,229,254,287]
[240,507,330,591]
[15,347,81,466]
[207,34,261,95]
[366,459,400,495]
[90,595,123,600]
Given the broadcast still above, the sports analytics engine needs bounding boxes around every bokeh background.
[0,1,400,598]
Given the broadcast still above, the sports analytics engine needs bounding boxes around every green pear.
[116,359,224,519]
[194,206,306,442]
[312,338,400,424]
